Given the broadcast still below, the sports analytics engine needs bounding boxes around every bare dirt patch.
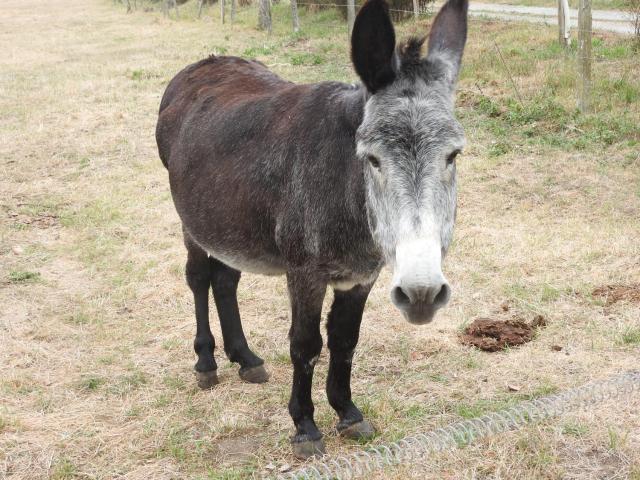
[7,210,59,229]
[460,315,546,352]
[592,284,640,305]
[215,435,264,466]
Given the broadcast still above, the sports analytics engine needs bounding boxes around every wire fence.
[274,371,640,480]
[113,0,640,122]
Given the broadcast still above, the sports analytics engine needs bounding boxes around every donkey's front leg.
[286,271,327,459]
[326,284,375,440]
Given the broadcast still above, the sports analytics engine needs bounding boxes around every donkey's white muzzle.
[390,238,451,324]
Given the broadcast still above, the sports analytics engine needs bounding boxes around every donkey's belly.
[204,248,286,276]
[192,234,286,276]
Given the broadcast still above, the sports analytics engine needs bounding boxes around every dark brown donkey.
[156,0,468,458]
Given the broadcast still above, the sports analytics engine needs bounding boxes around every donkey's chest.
[328,267,381,290]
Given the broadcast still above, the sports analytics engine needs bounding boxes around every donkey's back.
[156,55,291,168]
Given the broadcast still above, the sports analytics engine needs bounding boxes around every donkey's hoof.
[291,436,326,460]
[195,370,219,389]
[239,364,269,384]
[338,419,376,440]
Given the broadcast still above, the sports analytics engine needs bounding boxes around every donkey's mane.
[397,36,426,66]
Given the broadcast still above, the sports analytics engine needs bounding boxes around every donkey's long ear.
[351,0,397,93]
[426,0,469,84]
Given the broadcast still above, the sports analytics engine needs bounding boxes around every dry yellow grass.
[1,0,639,479]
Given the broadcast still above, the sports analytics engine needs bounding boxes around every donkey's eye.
[367,155,380,169]
[446,150,460,166]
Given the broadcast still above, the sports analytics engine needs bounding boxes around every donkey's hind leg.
[210,258,269,384]
[184,233,219,389]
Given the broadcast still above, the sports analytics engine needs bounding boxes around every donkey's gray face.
[358,79,464,324]
[351,0,468,324]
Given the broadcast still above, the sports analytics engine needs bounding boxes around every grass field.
[1,0,639,478]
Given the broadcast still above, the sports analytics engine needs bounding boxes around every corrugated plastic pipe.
[275,371,640,480]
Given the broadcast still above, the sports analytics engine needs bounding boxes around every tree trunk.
[221,0,226,23]
[291,0,300,32]
[231,0,237,22]
[412,0,419,19]
[258,0,272,32]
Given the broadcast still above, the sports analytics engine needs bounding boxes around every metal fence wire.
[274,371,640,480]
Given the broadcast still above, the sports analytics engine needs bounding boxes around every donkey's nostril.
[391,285,412,307]
[432,282,451,307]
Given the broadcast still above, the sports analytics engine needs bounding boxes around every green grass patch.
[619,327,640,345]
[206,466,257,480]
[51,458,77,480]
[8,270,41,283]
[242,45,276,58]
[289,52,325,66]
[66,311,101,326]
[455,397,519,419]
[129,68,162,81]
[111,370,148,395]
[607,426,629,451]
[78,375,105,392]
[562,421,589,437]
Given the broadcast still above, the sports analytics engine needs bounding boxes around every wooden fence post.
[221,0,226,24]
[259,0,272,32]
[347,0,356,34]
[413,0,419,19]
[558,0,570,47]
[577,0,591,112]
[291,0,300,32]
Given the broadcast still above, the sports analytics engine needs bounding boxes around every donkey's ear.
[351,0,397,93]
[426,0,469,83]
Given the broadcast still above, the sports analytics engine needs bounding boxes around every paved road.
[468,2,636,35]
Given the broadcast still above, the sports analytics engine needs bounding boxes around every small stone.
[12,245,24,255]
[279,464,291,473]
[507,384,521,392]
[551,345,563,352]
[265,463,276,471]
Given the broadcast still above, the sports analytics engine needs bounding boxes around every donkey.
[156,0,468,458]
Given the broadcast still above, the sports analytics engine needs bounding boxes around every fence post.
[413,0,419,19]
[558,0,570,47]
[221,0,226,23]
[259,0,272,32]
[577,0,591,112]
[347,0,356,34]
[291,0,300,32]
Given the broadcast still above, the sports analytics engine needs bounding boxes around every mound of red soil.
[460,316,545,352]
[592,284,640,306]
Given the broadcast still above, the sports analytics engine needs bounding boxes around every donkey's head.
[353,0,468,324]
